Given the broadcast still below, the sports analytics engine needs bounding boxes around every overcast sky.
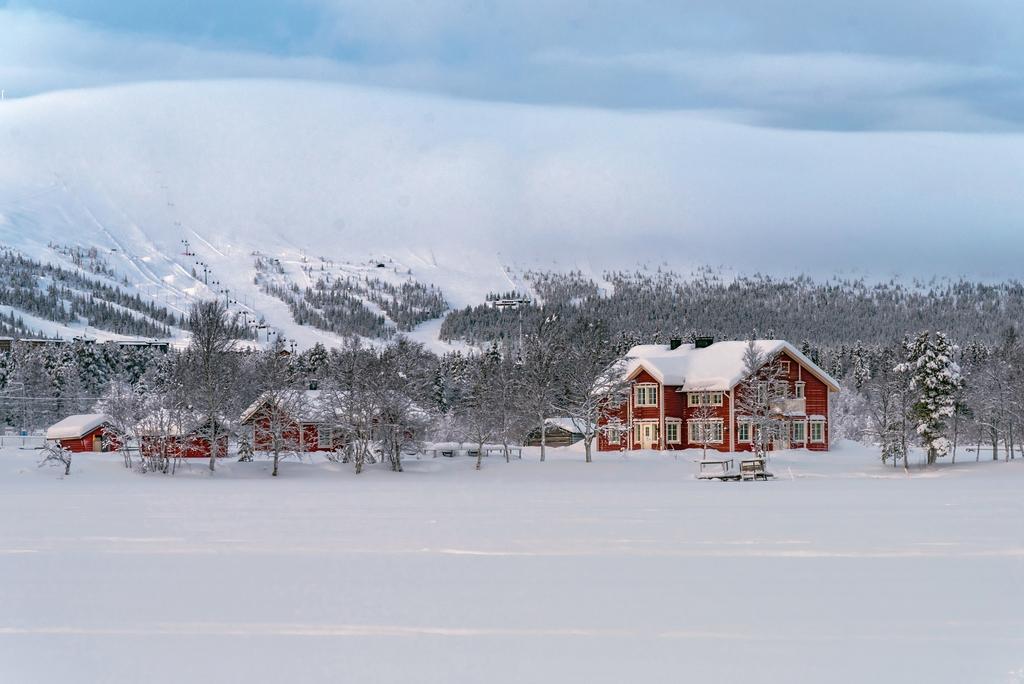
[3,0,1023,132]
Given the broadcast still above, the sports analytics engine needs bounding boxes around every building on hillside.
[139,414,229,460]
[524,417,588,447]
[45,414,121,452]
[239,389,340,452]
[598,338,839,453]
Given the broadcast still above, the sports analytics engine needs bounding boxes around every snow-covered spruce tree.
[553,319,630,463]
[180,300,238,472]
[896,332,963,466]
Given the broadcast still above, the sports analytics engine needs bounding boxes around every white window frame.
[687,419,724,444]
[606,426,621,444]
[809,419,825,443]
[737,420,751,443]
[317,425,332,449]
[791,420,806,443]
[665,419,682,444]
[688,391,723,407]
[780,360,791,375]
[794,381,806,399]
[634,383,659,407]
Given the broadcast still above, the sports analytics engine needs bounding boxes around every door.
[93,434,103,452]
[641,423,658,450]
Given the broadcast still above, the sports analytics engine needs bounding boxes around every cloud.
[1,2,1023,132]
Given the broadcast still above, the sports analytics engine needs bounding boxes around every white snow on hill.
[1,80,1022,348]
[1,441,1022,683]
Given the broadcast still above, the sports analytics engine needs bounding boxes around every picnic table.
[697,457,738,480]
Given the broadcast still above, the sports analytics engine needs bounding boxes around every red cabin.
[239,390,340,453]
[46,414,121,453]
[598,338,839,453]
[139,416,229,460]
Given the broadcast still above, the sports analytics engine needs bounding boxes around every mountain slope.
[1,80,1022,347]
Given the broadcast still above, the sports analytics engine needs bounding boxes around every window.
[809,419,825,443]
[737,421,751,443]
[756,382,768,405]
[794,382,806,399]
[780,360,791,375]
[665,420,681,444]
[634,384,658,407]
[792,421,806,443]
[606,427,620,443]
[688,419,724,444]
[687,391,723,407]
[318,426,332,449]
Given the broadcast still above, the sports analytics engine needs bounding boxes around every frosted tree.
[896,332,963,466]
[371,338,434,472]
[96,379,148,469]
[734,338,790,460]
[456,348,503,470]
[248,340,306,477]
[862,346,913,469]
[38,441,73,476]
[554,319,630,463]
[688,390,720,461]
[323,338,379,474]
[519,316,564,462]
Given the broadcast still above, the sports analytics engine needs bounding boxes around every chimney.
[695,336,714,349]
[669,338,683,350]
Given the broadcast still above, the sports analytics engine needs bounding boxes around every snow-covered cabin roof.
[239,389,334,424]
[623,340,840,392]
[46,414,113,440]
[544,417,592,435]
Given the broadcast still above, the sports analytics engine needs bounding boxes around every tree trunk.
[584,435,593,463]
[476,440,484,470]
[951,411,959,464]
[539,417,546,463]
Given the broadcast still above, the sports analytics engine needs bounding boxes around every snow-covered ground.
[1,441,1022,683]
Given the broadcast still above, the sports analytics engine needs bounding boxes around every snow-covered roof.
[46,414,113,440]
[544,417,591,434]
[623,340,840,392]
[239,389,334,424]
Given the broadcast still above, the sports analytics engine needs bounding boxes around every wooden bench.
[740,458,772,481]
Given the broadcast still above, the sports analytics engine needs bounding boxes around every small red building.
[139,416,229,460]
[598,338,839,453]
[239,390,340,453]
[46,414,121,453]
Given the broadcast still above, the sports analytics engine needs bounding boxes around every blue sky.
[3,0,1023,131]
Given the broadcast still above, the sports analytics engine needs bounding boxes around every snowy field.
[1,442,1022,683]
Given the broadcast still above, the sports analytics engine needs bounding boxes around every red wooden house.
[598,338,839,453]
[46,414,121,453]
[239,390,340,453]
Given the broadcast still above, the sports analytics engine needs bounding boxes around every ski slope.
[1,80,1023,348]
[0,441,1022,683]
